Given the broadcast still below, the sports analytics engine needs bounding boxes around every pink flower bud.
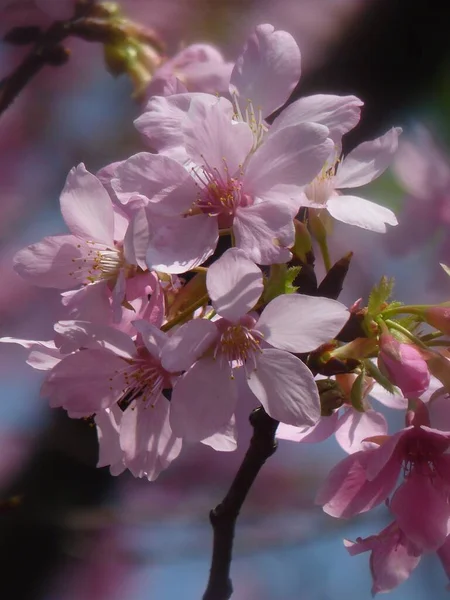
[377,334,430,397]
[424,305,450,335]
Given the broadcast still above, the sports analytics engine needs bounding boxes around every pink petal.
[245,122,333,196]
[368,382,407,410]
[316,448,400,518]
[160,319,218,373]
[437,536,450,586]
[132,320,167,360]
[206,248,263,320]
[123,207,150,270]
[391,474,450,551]
[120,397,182,480]
[53,320,136,358]
[201,415,238,452]
[27,348,62,370]
[61,281,111,323]
[335,127,402,188]
[134,92,219,153]
[184,98,254,179]
[13,234,87,288]
[230,24,301,118]
[146,214,218,274]
[369,527,422,594]
[41,349,129,417]
[247,348,320,427]
[60,164,114,246]
[364,430,405,481]
[255,294,349,353]
[271,94,363,140]
[112,152,197,215]
[276,410,339,443]
[335,408,388,454]
[233,201,294,265]
[327,194,398,232]
[95,406,126,475]
[170,358,237,441]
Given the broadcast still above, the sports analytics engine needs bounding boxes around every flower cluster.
[7,21,450,595]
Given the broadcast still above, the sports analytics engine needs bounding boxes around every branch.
[202,407,279,600]
[0,21,72,116]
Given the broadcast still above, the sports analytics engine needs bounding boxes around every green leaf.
[263,265,300,303]
[350,370,366,412]
[367,276,395,317]
[364,359,396,394]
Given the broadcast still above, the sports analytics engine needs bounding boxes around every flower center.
[69,241,127,284]
[304,156,340,206]
[116,350,171,409]
[215,321,262,377]
[191,159,252,228]
[232,94,268,151]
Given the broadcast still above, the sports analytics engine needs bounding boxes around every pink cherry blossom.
[317,403,450,551]
[229,23,362,142]
[144,44,233,98]
[13,164,155,319]
[40,320,175,417]
[115,97,334,267]
[300,128,401,232]
[377,333,430,398]
[277,373,388,453]
[160,248,349,441]
[344,522,422,595]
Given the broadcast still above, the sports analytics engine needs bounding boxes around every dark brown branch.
[202,407,279,600]
[0,21,72,115]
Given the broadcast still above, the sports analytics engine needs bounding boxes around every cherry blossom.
[160,248,349,441]
[300,128,401,232]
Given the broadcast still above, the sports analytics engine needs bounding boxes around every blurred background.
[1,0,450,598]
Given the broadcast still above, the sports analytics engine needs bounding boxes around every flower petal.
[276,411,339,443]
[112,152,197,215]
[160,319,218,373]
[316,448,400,518]
[335,408,388,454]
[245,122,333,196]
[13,234,87,288]
[233,201,294,265]
[327,194,398,232]
[60,164,114,246]
[201,415,238,452]
[391,474,450,551]
[255,294,349,353]
[146,214,218,274]
[271,94,363,140]
[335,127,402,188]
[206,248,263,320]
[41,349,129,417]
[247,348,320,427]
[54,320,136,358]
[120,397,182,481]
[230,24,301,118]
[184,97,253,178]
[134,92,219,153]
[132,320,167,360]
[170,358,237,441]
[95,406,126,474]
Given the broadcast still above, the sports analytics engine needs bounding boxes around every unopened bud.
[423,304,450,335]
[291,219,313,263]
[377,333,430,397]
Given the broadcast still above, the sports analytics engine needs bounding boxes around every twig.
[202,407,279,600]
